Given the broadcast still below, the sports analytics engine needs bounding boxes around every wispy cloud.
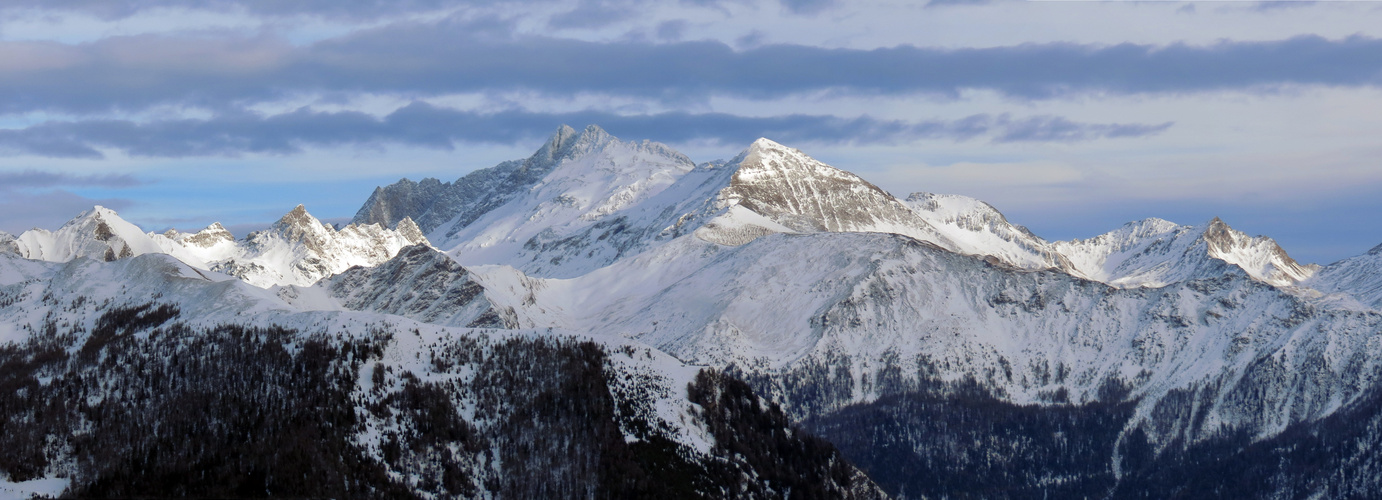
[0,169,143,188]
[0,104,1172,158]
[0,0,511,20]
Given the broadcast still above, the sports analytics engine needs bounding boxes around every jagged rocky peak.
[353,177,448,229]
[275,204,328,232]
[0,231,18,255]
[264,204,333,250]
[1196,216,1314,285]
[735,138,888,197]
[350,124,655,240]
[537,124,695,183]
[394,216,427,245]
[533,124,580,164]
[180,222,234,248]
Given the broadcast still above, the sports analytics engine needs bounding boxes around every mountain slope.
[1305,242,1382,309]
[486,230,1377,443]
[291,244,516,328]
[902,192,1073,271]
[0,250,885,498]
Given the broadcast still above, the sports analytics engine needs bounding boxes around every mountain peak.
[75,205,121,224]
[534,124,580,162]
[580,123,609,140]
[395,216,427,245]
[14,205,161,262]
[275,204,322,230]
[182,221,235,248]
[750,137,784,150]
[547,123,621,163]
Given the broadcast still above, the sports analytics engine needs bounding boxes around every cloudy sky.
[1,0,1381,264]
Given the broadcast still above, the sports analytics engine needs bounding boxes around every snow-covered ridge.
[1306,242,1382,309]
[902,192,1073,272]
[7,204,430,289]
[1054,217,1316,288]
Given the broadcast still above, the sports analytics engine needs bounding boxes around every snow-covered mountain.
[1053,216,1317,287]
[356,125,729,277]
[1306,242,1382,309]
[9,206,174,263]
[209,205,430,287]
[5,204,429,289]
[354,127,1080,278]
[901,191,1073,271]
[8,124,1382,498]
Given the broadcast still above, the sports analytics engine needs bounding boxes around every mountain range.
[3,124,1381,499]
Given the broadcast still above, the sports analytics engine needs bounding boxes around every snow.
[0,477,69,500]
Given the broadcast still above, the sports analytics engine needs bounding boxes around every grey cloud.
[548,0,634,29]
[780,0,834,15]
[656,20,689,41]
[925,0,993,7]
[0,0,521,20]
[991,115,1173,142]
[0,103,1173,158]
[5,28,1382,115]
[0,170,142,189]
[1251,1,1317,12]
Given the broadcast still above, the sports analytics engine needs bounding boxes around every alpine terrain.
[4,124,1382,499]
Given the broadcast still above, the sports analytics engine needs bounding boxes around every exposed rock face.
[352,124,582,237]
[321,244,513,328]
[180,222,234,248]
[393,217,426,245]
[0,231,18,255]
[702,139,953,250]
[352,177,449,230]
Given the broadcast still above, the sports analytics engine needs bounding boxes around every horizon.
[2,1,1381,264]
